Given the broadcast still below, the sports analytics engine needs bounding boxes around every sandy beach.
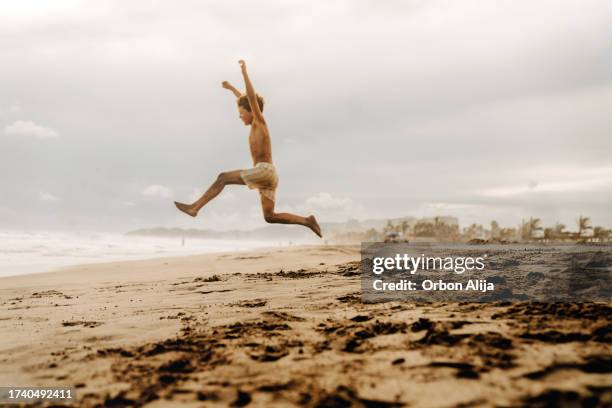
[1,244,610,407]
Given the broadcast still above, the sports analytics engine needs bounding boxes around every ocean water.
[0,230,278,278]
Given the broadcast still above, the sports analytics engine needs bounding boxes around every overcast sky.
[1,0,611,232]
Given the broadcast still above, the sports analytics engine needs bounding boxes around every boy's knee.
[263,212,276,223]
[216,172,227,183]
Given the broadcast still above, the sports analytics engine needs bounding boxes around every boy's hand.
[238,60,246,72]
[222,80,242,97]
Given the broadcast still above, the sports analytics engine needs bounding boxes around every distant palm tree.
[521,217,542,240]
[433,217,441,239]
[400,221,409,237]
[554,223,566,241]
[593,226,609,242]
[490,220,500,239]
[530,217,542,232]
[464,223,485,240]
[577,216,592,238]
[544,227,554,242]
[500,227,518,241]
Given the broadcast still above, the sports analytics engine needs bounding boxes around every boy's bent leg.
[175,170,245,217]
[260,195,322,238]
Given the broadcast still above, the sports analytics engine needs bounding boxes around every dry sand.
[0,244,610,407]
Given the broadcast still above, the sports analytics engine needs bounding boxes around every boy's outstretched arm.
[221,81,242,98]
[238,60,264,122]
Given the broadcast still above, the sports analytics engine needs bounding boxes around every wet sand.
[0,245,610,407]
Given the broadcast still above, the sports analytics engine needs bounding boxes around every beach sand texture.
[0,245,610,407]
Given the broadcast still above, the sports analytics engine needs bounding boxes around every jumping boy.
[174,60,322,238]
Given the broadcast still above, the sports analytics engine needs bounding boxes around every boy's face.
[238,106,253,125]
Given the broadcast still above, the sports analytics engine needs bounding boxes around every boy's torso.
[248,120,273,165]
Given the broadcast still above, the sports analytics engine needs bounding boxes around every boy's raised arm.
[222,81,242,98]
[238,60,264,122]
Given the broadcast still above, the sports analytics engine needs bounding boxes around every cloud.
[142,184,173,198]
[4,120,59,138]
[478,165,612,197]
[481,179,611,197]
[303,192,354,211]
[39,191,60,201]
[0,103,21,116]
[275,192,367,222]
[107,199,138,210]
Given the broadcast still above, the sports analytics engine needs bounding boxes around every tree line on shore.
[330,216,611,244]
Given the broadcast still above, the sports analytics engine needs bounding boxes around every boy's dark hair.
[237,94,264,113]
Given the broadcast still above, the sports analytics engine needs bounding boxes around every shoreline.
[0,242,300,282]
[0,230,291,280]
[0,244,343,287]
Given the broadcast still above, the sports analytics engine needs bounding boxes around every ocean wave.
[0,230,276,278]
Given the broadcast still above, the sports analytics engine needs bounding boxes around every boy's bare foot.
[307,215,322,238]
[174,201,198,217]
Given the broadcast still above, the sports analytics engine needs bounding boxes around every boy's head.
[237,94,264,125]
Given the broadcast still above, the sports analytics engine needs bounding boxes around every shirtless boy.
[174,60,322,238]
